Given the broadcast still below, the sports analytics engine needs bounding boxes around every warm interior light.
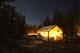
[37,25,63,41]
[40,32,48,37]
[28,31,37,35]
[49,26,63,41]
[28,33,37,35]
[77,32,80,36]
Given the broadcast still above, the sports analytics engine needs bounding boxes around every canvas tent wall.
[37,25,63,41]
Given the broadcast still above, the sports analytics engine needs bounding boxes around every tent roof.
[38,25,56,32]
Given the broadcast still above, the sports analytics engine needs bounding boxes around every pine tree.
[0,0,16,41]
[63,5,80,36]
[42,16,52,26]
[0,0,26,43]
[52,10,63,28]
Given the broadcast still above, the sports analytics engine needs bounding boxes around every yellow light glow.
[77,32,80,36]
[49,29,63,41]
[37,25,63,41]
[28,33,37,35]
[53,31,57,40]
[40,32,48,37]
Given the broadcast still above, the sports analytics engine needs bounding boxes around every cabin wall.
[39,31,48,41]
[49,26,63,41]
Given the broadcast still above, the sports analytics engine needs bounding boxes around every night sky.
[11,0,80,25]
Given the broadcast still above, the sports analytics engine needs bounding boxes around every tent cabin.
[37,25,63,42]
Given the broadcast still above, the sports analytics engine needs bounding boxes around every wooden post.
[48,31,49,41]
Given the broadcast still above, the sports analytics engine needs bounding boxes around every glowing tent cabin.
[37,25,63,41]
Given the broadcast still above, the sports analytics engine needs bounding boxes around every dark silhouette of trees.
[0,0,31,53]
[42,16,52,26]
[51,5,80,37]
[0,0,17,41]
[52,10,64,28]
[25,24,31,34]
[12,13,26,40]
[68,5,80,34]
[70,5,80,35]
[63,5,80,36]
[0,6,25,41]
[25,24,39,35]
[38,24,42,29]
